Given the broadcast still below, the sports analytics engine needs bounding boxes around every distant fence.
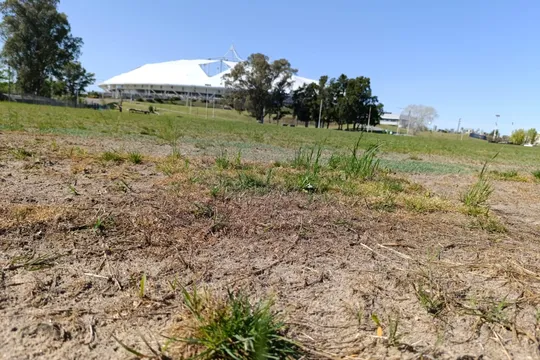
[1,93,107,109]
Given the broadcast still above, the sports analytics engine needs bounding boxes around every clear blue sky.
[60,0,540,135]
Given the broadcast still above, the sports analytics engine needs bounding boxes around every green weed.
[462,162,493,208]
[101,151,124,163]
[470,214,507,233]
[139,273,147,298]
[128,151,143,164]
[414,283,445,316]
[533,170,540,180]
[344,139,381,180]
[168,288,302,359]
[11,148,32,160]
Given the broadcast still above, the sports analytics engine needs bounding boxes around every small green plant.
[12,147,32,160]
[470,214,507,233]
[139,273,147,298]
[93,217,104,232]
[68,184,79,196]
[462,162,493,208]
[215,150,231,169]
[101,151,124,163]
[128,151,143,164]
[387,316,400,346]
[414,283,445,316]
[168,288,301,359]
[532,170,540,180]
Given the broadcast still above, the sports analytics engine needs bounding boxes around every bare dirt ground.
[1,132,540,359]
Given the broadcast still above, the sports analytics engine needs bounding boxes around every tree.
[223,53,296,123]
[510,129,526,145]
[322,75,383,131]
[292,83,319,127]
[56,61,95,100]
[526,128,538,144]
[1,0,83,96]
[400,105,439,134]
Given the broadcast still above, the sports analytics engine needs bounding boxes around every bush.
[510,129,526,145]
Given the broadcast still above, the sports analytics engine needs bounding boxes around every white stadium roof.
[99,56,316,94]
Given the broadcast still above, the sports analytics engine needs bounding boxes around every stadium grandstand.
[99,46,316,102]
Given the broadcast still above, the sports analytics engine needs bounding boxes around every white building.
[99,46,316,100]
[380,112,400,126]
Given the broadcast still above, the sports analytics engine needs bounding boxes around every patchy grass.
[101,151,124,163]
[3,102,540,167]
[11,147,33,160]
[469,213,507,233]
[490,169,527,182]
[532,170,540,180]
[128,151,143,164]
[166,288,302,359]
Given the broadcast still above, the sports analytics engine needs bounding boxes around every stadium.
[99,46,316,101]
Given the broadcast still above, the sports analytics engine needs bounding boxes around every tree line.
[224,53,385,129]
[0,0,94,100]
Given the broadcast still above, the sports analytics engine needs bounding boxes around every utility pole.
[406,110,411,135]
[456,118,461,134]
[367,106,372,132]
[318,99,323,129]
[495,114,500,140]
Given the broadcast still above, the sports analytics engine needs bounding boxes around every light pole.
[495,114,500,140]
[205,84,211,119]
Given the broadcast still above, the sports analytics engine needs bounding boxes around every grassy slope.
[1,102,539,168]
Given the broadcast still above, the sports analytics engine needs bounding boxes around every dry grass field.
[1,102,540,359]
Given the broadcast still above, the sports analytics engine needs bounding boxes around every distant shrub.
[510,129,526,145]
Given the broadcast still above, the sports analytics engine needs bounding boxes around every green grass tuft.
[462,163,493,208]
[11,148,33,160]
[101,151,124,163]
[533,170,540,180]
[169,288,302,359]
[128,151,143,164]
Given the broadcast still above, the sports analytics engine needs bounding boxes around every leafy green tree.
[321,75,383,131]
[56,61,95,99]
[224,53,296,123]
[292,83,319,127]
[510,129,526,145]
[0,0,83,96]
[526,128,538,144]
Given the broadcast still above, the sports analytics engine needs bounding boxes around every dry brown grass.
[1,131,540,359]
